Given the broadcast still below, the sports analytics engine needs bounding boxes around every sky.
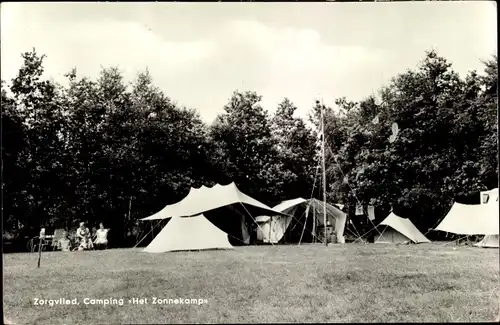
[1,2,497,123]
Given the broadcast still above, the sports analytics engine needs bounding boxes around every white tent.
[434,202,499,235]
[141,182,288,245]
[142,182,285,220]
[256,198,347,244]
[257,198,305,243]
[474,234,499,248]
[144,214,234,253]
[375,212,431,244]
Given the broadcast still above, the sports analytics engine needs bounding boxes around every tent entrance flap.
[254,198,348,244]
[203,204,253,246]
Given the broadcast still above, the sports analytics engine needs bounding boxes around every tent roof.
[379,212,430,243]
[142,182,287,220]
[273,198,346,222]
[255,216,271,223]
[273,198,308,212]
[434,202,499,235]
[143,214,234,253]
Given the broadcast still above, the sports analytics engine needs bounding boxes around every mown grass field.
[3,243,499,324]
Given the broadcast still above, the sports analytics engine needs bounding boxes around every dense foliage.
[2,49,497,248]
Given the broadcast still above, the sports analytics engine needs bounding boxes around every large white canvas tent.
[256,198,347,244]
[433,188,499,248]
[434,202,499,235]
[141,182,288,245]
[375,212,431,244]
[144,214,234,253]
[142,182,283,220]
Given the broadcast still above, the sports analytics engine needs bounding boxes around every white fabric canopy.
[434,202,499,235]
[474,234,499,248]
[255,216,271,223]
[142,182,286,220]
[376,212,430,244]
[143,214,234,253]
[273,198,308,212]
[256,198,347,244]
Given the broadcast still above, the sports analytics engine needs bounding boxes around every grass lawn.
[3,243,499,324]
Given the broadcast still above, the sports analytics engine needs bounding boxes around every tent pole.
[298,204,310,246]
[321,99,328,246]
[312,202,316,243]
[269,216,272,243]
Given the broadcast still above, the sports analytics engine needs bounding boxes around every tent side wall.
[204,206,250,246]
[278,200,347,244]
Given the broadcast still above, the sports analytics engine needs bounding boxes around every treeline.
[2,49,497,247]
[318,51,498,233]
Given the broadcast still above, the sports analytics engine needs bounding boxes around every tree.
[2,80,29,232]
[271,98,318,200]
[209,91,283,203]
[316,50,498,235]
[125,69,213,243]
[8,49,67,229]
[476,56,498,188]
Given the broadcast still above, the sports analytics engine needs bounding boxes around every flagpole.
[321,99,328,246]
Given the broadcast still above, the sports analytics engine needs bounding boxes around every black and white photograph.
[1,1,498,324]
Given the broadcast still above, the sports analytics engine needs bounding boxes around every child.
[57,231,72,252]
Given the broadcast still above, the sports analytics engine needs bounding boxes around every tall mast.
[321,99,328,246]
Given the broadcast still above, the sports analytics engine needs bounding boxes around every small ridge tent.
[375,212,430,244]
[141,182,288,245]
[256,198,347,244]
[144,214,233,253]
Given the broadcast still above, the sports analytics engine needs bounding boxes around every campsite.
[2,2,499,324]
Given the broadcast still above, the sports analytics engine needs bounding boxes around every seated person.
[94,223,110,250]
[76,222,92,250]
[57,231,72,251]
